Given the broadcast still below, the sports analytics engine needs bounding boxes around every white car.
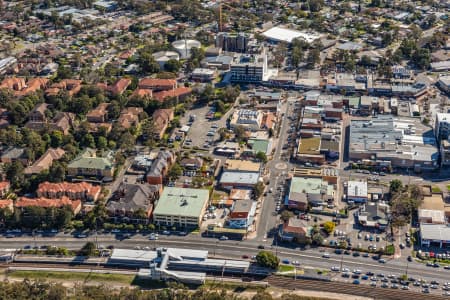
[331,266,340,272]
[322,253,330,258]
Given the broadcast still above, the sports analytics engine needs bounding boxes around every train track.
[267,275,448,300]
[0,262,138,272]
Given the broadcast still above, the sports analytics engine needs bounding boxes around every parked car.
[219,236,228,241]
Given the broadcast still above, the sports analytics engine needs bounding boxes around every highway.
[1,234,448,286]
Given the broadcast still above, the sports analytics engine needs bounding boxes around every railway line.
[267,275,448,300]
[0,262,138,272]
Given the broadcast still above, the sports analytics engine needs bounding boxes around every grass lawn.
[432,186,442,193]
[278,265,295,272]
[447,185,450,192]
[8,270,135,285]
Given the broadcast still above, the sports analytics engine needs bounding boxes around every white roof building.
[262,26,321,44]
[346,180,368,203]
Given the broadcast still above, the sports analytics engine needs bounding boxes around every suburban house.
[67,148,115,181]
[0,199,13,211]
[131,88,153,99]
[180,157,204,170]
[25,103,75,135]
[146,150,176,185]
[107,78,131,96]
[24,147,65,175]
[279,217,312,243]
[0,77,48,97]
[0,147,29,165]
[37,181,101,202]
[87,103,109,123]
[152,87,192,103]
[118,107,143,129]
[15,196,82,215]
[152,108,174,139]
[45,79,82,97]
[107,183,160,223]
[138,78,177,91]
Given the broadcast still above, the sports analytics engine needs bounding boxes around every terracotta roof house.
[118,107,143,129]
[107,78,131,96]
[15,196,82,215]
[107,183,160,223]
[25,104,74,135]
[138,78,177,91]
[0,199,13,211]
[152,108,174,139]
[180,157,203,170]
[67,148,115,180]
[45,79,82,97]
[0,181,10,198]
[147,150,176,185]
[131,88,153,98]
[24,148,65,175]
[37,181,101,202]
[87,103,109,123]
[279,217,312,243]
[0,77,26,91]
[152,87,192,102]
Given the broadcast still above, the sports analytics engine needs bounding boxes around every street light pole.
[340,254,343,272]
[405,260,409,278]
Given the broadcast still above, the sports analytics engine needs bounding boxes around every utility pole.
[405,260,409,278]
[340,254,344,272]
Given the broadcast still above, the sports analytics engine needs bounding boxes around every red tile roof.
[138,78,177,90]
[16,196,81,213]
[37,181,101,201]
[0,199,13,209]
[152,87,192,102]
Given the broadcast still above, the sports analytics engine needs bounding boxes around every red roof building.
[36,181,101,202]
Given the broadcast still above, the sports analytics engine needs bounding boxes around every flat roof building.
[262,26,321,44]
[420,223,450,248]
[152,187,210,228]
[349,115,439,171]
[346,180,368,203]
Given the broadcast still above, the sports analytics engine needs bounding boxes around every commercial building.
[437,75,450,94]
[435,113,450,141]
[420,223,450,248]
[230,52,268,83]
[279,217,312,243]
[219,171,260,190]
[286,176,335,211]
[346,180,368,203]
[228,199,256,230]
[349,115,439,171]
[229,109,263,131]
[152,187,210,228]
[191,68,216,82]
[262,26,321,44]
[356,203,389,230]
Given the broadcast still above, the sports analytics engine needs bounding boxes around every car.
[363,253,370,257]
[353,280,360,285]
[292,260,300,266]
[431,285,439,289]
[353,252,360,257]
[335,249,343,254]
[431,280,439,285]
[413,281,421,286]
[387,274,396,279]
[149,235,158,240]
[370,282,377,287]
[111,229,121,233]
[5,234,15,238]
[407,255,412,262]
[379,259,386,263]
[391,284,399,289]
[322,252,330,258]
[353,269,362,274]
[282,259,290,264]
[344,250,351,255]
[381,278,389,283]
[391,279,399,284]
[422,288,430,294]
[178,231,187,236]
[381,283,389,288]
[342,273,350,278]
[402,286,410,290]
[377,273,385,277]
[444,291,450,296]
[242,255,249,259]
[331,266,340,272]
[352,274,360,279]
[342,267,350,273]
[162,230,171,235]
[258,245,265,249]
[426,262,434,267]
[444,265,450,270]
[366,272,374,276]
[76,233,87,238]
[371,277,378,281]
[361,275,369,280]
[434,263,440,268]
[219,236,228,241]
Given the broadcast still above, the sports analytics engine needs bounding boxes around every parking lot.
[179,105,230,149]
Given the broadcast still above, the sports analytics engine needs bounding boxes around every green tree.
[252,291,274,300]
[255,151,268,163]
[168,163,183,180]
[233,125,246,142]
[255,250,279,269]
[50,131,63,148]
[97,136,108,149]
[254,181,265,199]
[306,48,320,69]
[81,241,97,256]
[4,161,24,189]
[312,232,324,245]
[164,59,181,72]
[323,221,335,235]
[390,179,403,194]
[280,210,293,222]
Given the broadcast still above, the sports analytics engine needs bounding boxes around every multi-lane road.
[1,234,448,285]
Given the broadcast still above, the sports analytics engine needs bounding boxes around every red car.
[242,255,249,259]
